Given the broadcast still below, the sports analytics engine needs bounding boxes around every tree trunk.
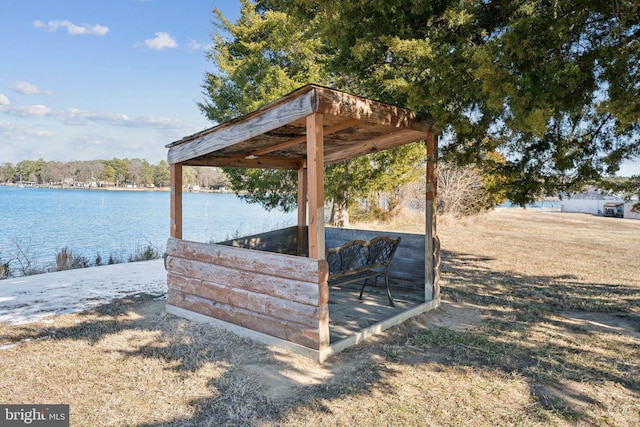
[329,161,351,227]
[330,199,350,228]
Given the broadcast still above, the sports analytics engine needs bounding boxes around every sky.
[1,1,638,176]
[1,0,241,165]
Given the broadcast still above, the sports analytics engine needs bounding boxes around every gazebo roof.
[166,84,435,169]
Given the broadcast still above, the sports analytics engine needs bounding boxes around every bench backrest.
[327,236,401,277]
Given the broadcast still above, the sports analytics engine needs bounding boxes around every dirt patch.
[411,300,484,331]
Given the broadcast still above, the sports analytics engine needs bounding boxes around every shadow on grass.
[406,248,640,421]
[0,293,396,426]
[1,248,638,425]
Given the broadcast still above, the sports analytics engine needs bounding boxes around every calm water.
[0,186,296,273]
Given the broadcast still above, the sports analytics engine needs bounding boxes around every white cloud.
[0,94,9,105]
[0,121,15,132]
[31,130,55,137]
[0,121,53,138]
[2,104,53,117]
[140,32,178,50]
[186,38,203,52]
[0,102,186,130]
[13,81,53,95]
[33,20,109,36]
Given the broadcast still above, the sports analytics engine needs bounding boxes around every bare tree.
[127,159,144,186]
[87,161,104,182]
[437,162,489,216]
[40,161,65,185]
[13,240,43,276]
[400,162,492,217]
[197,167,228,189]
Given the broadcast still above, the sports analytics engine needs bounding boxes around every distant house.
[561,190,640,219]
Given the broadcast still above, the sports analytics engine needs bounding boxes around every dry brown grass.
[1,209,639,426]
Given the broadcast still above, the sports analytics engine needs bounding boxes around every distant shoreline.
[0,183,231,194]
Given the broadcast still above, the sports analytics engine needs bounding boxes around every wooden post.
[170,162,183,239]
[306,113,329,351]
[306,113,325,259]
[297,162,308,256]
[425,132,438,301]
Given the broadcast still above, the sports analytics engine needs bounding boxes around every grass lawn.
[1,208,638,426]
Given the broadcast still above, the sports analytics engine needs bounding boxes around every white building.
[561,190,640,219]
[623,201,640,220]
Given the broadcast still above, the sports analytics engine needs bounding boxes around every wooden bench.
[326,236,401,306]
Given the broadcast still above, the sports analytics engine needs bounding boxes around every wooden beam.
[166,237,325,285]
[314,86,435,132]
[247,119,360,158]
[167,90,316,164]
[297,164,308,257]
[170,163,183,239]
[183,155,303,170]
[425,132,438,301]
[306,113,325,260]
[323,129,429,165]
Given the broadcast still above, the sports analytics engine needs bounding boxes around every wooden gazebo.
[165,84,440,361]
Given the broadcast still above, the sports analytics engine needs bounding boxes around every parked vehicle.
[603,202,624,218]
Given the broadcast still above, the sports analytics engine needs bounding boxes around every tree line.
[0,159,229,190]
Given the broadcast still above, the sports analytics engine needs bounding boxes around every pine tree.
[267,0,640,204]
[199,0,433,224]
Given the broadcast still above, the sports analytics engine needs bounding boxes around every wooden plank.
[247,118,360,157]
[166,238,322,283]
[183,154,302,170]
[315,86,434,133]
[318,260,329,305]
[425,132,438,300]
[166,256,322,306]
[326,228,424,247]
[169,289,320,349]
[297,165,308,256]
[216,226,298,253]
[306,113,325,259]
[166,85,316,149]
[323,129,429,165]
[324,300,440,358]
[167,90,316,164]
[170,163,182,239]
[169,273,321,327]
[166,304,325,361]
[318,260,330,349]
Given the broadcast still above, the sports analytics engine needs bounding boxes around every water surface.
[0,186,296,273]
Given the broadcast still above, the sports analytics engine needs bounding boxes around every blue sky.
[1,0,240,165]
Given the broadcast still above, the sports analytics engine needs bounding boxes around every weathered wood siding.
[326,227,426,290]
[216,226,301,255]
[166,237,329,350]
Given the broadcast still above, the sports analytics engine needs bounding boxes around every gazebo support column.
[297,163,308,256]
[170,162,183,239]
[306,113,325,259]
[425,133,438,300]
[306,112,329,350]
